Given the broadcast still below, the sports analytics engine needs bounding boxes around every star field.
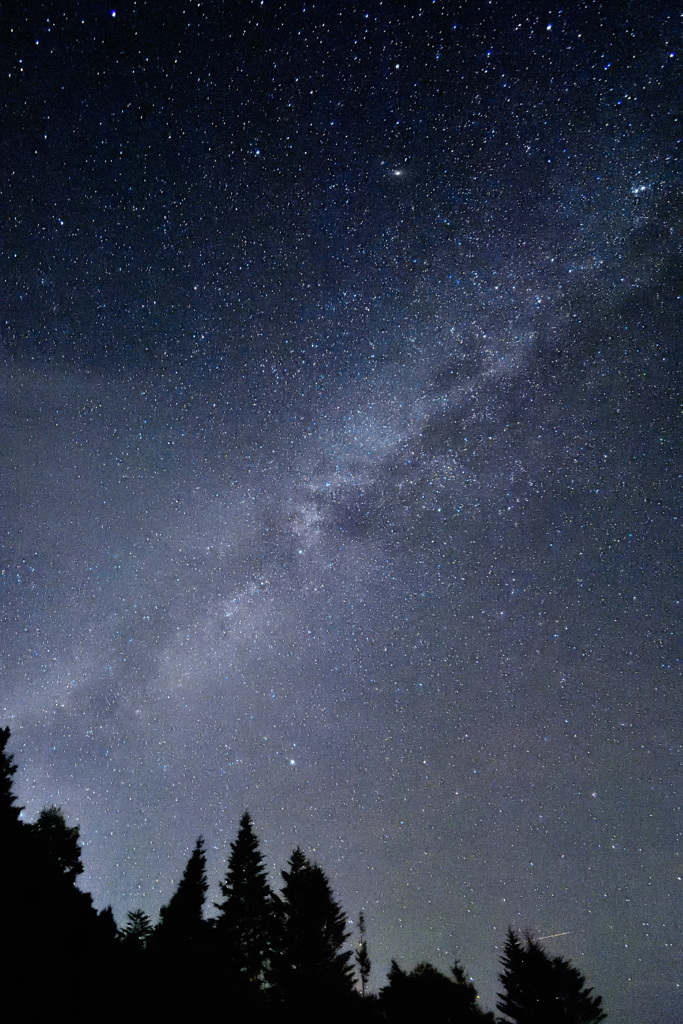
[1,2,681,1020]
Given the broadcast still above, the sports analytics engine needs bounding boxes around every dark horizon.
[0,727,606,1024]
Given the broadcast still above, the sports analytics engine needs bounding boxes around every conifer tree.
[0,733,116,1022]
[27,804,84,883]
[0,726,23,833]
[379,959,494,1023]
[154,836,209,949]
[0,726,25,891]
[451,960,493,1019]
[0,726,29,990]
[20,802,113,1021]
[270,846,354,1010]
[26,804,101,948]
[214,811,274,987]
[497,929,607,1024]
[356,911,371,997]
[121,908,154,950]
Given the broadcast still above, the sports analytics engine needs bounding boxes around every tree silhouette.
[356,911,371,997]
[0,725,618,1024]
[450,961,495,1022]
[213,810,274,988]
[270,846,354,1014]
[0,726,23,832]
[24,804,105,956]
[0,726,30,1013]
[27,804,84,883]
[121,908,153,950]
[379,959,494,1023]
[19,804,117,1020]
[154,836,209,949]
[497,929,607,1024]
[148,836,211,1020]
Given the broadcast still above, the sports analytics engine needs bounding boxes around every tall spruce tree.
[21,803,116,1019]
[0,727,23,834]
[270,846,354,1012]
[27,805,84,883]
[154,836,209,950]
[121,908,154,951]
[0,726,25,894]
[355,911,371,997]
[497,929,607,1024]
[147,837,211,1020]
[0,726,28,997]
[213,811,274,987]
[451,960,494,1020]
[26,804,102,951]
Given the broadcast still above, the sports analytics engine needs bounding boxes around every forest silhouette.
[0,727,606,1023]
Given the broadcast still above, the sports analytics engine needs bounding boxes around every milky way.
[1,3,680,1020]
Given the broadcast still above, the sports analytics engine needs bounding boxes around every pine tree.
[154,836,209,949]
[27,805,101,935]
[270,846,354,1012]
[21,802,114,1020]
[497,929,607,1024]
[0,725,30,1002]
[0,726,26,897]
[0,726,23,833]
[356,911,371,997]
[379,959,494,1023]
[451,960,493,1019]
[26,804,100,948]
[213,811,274,987]
[0,735,117,1017]
[27,805,84,883]
[121,908,153,950]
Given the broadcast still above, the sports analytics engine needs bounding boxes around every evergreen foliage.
[0,728,611,1024]
[214,810,274,987]
[0,726,23,831]
[27,804,84,882]
[121,908,154,950]
[149,836,211,1019]
[0,727,26,934]
[497,929,607,1024]
[154,835,209,948]
[379,959,495,1023]
[270,846,355,1011]
[26,803,101,950]
[5,796,118,1020]
[356,911,371,997]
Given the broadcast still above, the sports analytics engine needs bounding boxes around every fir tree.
[146,837,211,1019]
[270,846,354,1012]
[379,959,493,1023]
[214,810,274,987]
[26,804,101,948]
[356,911,371,997]
[0,726,25,892]
[21,803,113,1019]
[154,836,209,949]
[0,726,23,833]
[27,804,84,883]
[121,908,153,950]
[451,960,493,1019]
[0,726,29,999]
[497,929,607,1024]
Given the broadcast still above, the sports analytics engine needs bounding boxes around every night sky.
[1,1,680,1019]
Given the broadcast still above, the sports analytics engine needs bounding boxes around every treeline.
[0,728,606,1023]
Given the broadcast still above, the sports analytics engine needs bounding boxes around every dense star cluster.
[1,1,680,1020]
